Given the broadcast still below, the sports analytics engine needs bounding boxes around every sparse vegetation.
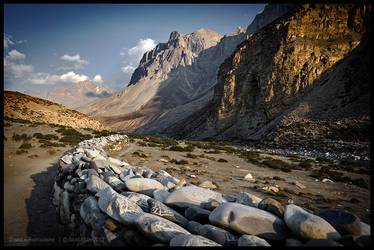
[185,153,199,159]
[298,159,314,170]
[169,145,194,152]
[262,159,296,172]
[48,150,56,155]
[12,133,32,142]
[133,151,148,158]
[92,130,117,138]
[237,150,261,164]
[170,159,189,165]
[19,142,32,149]
[217,158,228,163]
[16,149,28,155]
[33,133,59,140]
[56,127,92,146]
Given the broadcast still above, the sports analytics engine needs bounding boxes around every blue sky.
[4,3,266,92]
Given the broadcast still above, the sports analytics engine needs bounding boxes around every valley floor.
[3,120,370,246]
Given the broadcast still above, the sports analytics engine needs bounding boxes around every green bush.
[56,127,92,145]
[238,150,261,164]
[262,159,295,172]
[16,149,28,154]
[298,159,314,169]
[12,133,32,142]
[218,158,228,163]
[19,142,32,149]
[133,151,147,158]
[185,153,198,159]
[33,133,59,140]
[169,145,194,152]
[170,159,189,165]
[92,130,116,137]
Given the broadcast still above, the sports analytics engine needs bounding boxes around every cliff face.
[166,3,371,143]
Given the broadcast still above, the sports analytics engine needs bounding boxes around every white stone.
[135,213,191,243]
[124,178,165,196]
[164,185,227,209]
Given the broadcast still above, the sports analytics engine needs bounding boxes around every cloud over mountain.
[58,53,89,70]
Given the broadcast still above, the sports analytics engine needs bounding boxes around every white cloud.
[121,65,136,73]
[4,49,33,79]
[58,53,88,70]
[4,33,27,49]
[120,38,156,75]
[60,71,90,83]
[93,74,103,84]
[4,50,102,89]
[6,49,26,61]
[4,34,15,49]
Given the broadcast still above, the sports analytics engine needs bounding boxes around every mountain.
[164,3,371,149]
[4,91,109,131]
[25,81,116,110]
[78,4,297,133]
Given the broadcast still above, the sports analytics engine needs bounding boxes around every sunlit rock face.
[167,3,370,142]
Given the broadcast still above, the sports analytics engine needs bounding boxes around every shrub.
[352,178,369,189]
[48,150,56,155]
[262,159,295,172]
[316,156,334,164]
[56,127,92,145]
[133,151,147,158]
[298,159,314,169]
[238,150,261,164]
[12,133,32,142]
[33,133,59,140]
[16,149,28,154]
[273,176,285,181]
[170,159,189,165]
[218,158,228,163]
[169,145,194,152]
[19,143,32,149]
[185,153,198,159]
[92,130,116,138]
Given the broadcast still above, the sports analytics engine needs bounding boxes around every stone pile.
[53,135,371,246]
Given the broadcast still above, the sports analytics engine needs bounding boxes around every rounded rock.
[209,202,289,241]
[284,204,341,240]
[170,234,222,246]
[238,235,271,246]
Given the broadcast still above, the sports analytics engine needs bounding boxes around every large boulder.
[235,192,262,208]
[164,185,227,209]
[258,197,285,218]
[97,187,143,225]
[86,175,112,194]
[169,234,222,246]
[284,204,341,240]
[209,202,289,241]
[121,191,152,212]
[148,199,189,227]
[135,213,191,243]
[124,178,165,196]
[238,235,271,246]
[199,224,238,246]
[314,208,362,236]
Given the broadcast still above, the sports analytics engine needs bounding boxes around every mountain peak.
[169,31,181,41]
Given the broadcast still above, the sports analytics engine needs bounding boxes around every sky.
[4,3,266,93]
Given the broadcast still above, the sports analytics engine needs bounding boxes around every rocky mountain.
[78,4,297,133]
[165,3,371,150]
[25,81,116,110]
[4,91,109,131]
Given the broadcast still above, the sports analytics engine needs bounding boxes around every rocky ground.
[3,119,370,246]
